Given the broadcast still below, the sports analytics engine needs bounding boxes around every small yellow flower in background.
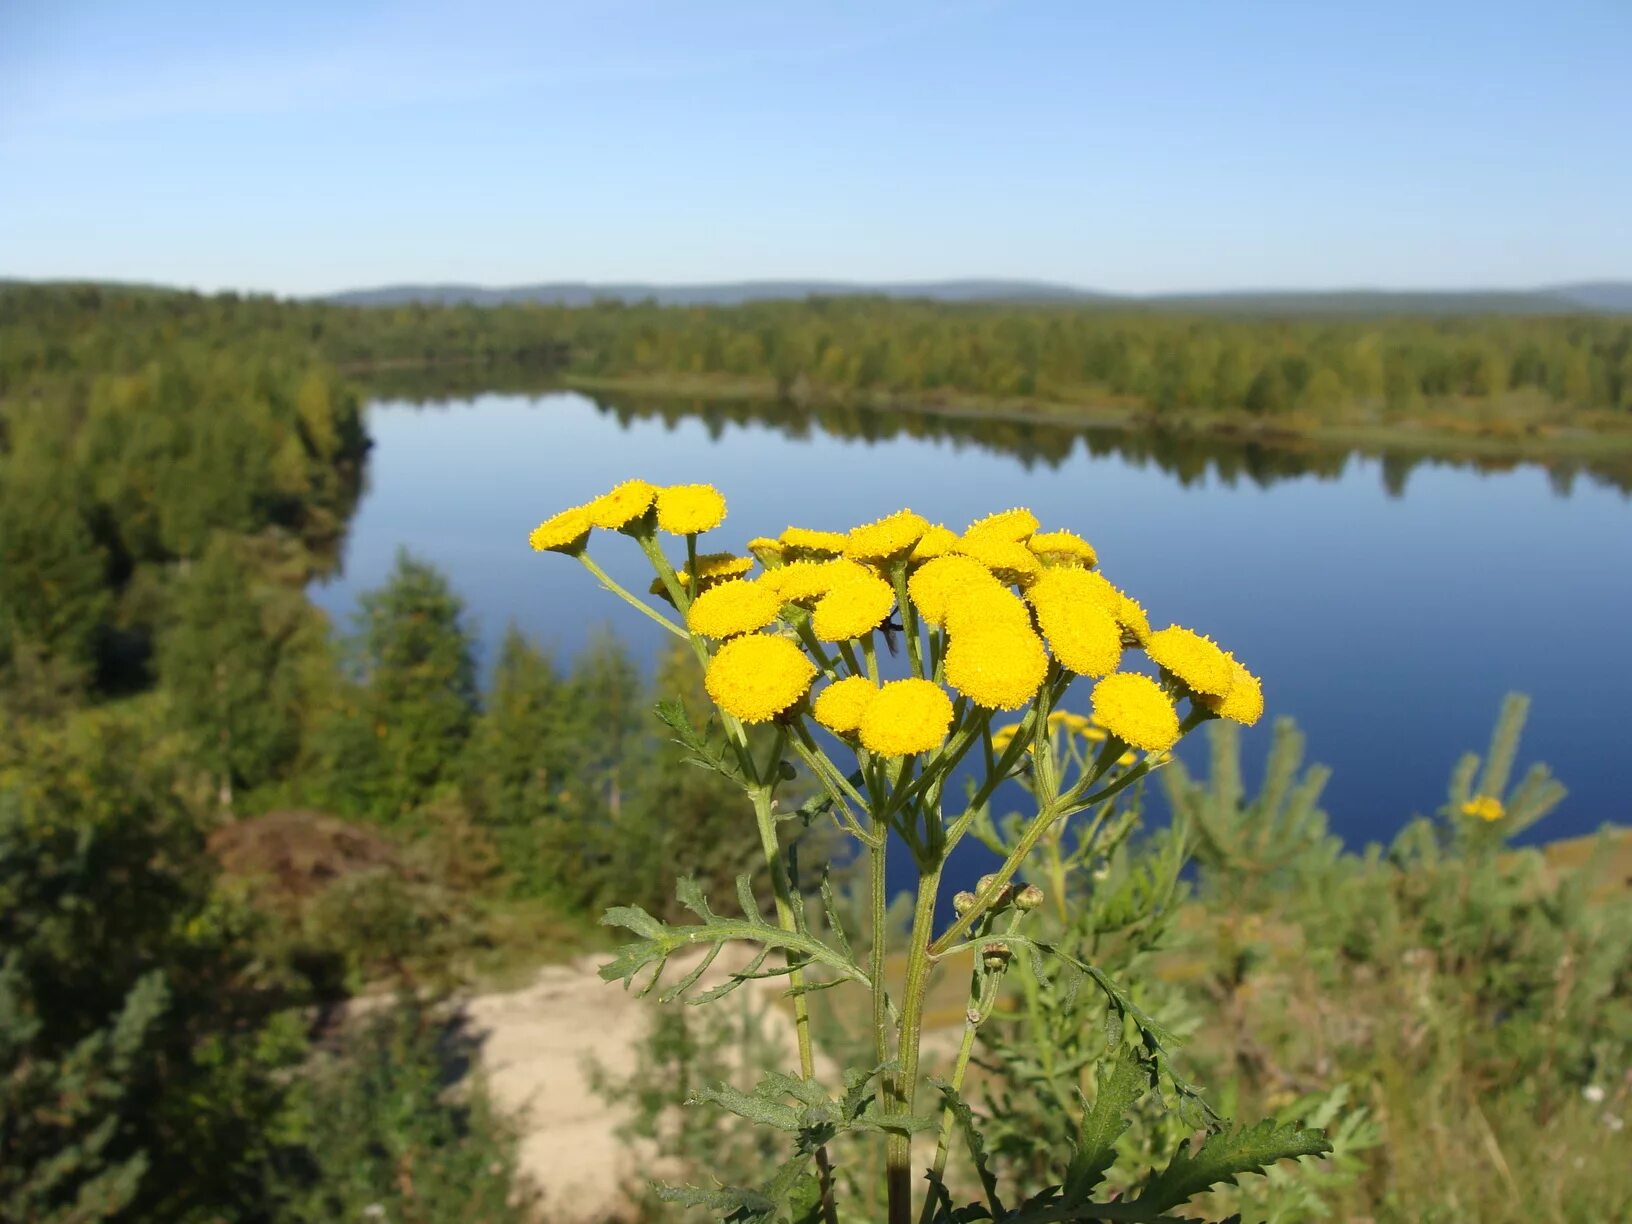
[529,506,592,554]
[704,634,817,723]
[686,579,782,639]
[765,557,874,604]
[963,507,1040,542]
[907,555,1002,627]
[991,722,1019,751]
[585,478,658,529]
[1460,795,1505,822]
[945,623,1049,710]
[1089,673,1181,752]
[844,509,930,562]
[1145,625,1236,698]
[812,675,879,735]
[746,537,787,567]
[1204,661,1264,726]
[1084,723,1109,742]
[909,524,959,562]
[779,526,849,557]
[652,552,757,599]
[1028,529,1098,569]
[1030,586,1123,677]
[655,483,727,534]
[955,532,1042,585]
[859,678,955,757]
[812,574,897,642]
[1047,710,1092,734]
[1116,750,1138,767]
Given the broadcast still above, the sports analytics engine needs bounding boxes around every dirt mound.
[208,808,411,904]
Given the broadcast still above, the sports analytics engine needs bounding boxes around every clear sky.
[1,0,1627,297]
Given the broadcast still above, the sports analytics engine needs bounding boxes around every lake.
[311,390,1632,860]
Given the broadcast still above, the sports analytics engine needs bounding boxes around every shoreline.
[558,371,1632,473]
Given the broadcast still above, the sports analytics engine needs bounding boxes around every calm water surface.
[312,392,1632,860]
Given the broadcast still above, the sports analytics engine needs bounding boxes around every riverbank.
[561,371,1632,476]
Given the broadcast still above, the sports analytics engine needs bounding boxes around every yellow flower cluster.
[1460,795,1505,822]
[528,488,1264,754]
[531,479,730,556]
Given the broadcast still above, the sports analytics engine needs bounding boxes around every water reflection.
[586,393,1632,497]
[350,362,1631,497]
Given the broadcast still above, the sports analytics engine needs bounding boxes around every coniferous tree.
[320,551,478,823]
[157,536,318,809]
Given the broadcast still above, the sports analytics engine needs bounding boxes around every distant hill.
[325,279,1632,316]
[325,279,1109,308]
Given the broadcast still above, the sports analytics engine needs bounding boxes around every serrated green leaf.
[928,1076,1006,1217]
[1064,1043,1151,1202]
[1130,1118,1332,1213]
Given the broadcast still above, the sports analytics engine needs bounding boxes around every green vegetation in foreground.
[596,700,1632,1223]
[2,281,1630,1221]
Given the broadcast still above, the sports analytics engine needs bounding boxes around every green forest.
[2,281,1631,1221]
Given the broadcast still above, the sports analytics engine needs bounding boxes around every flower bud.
[1014,883,1045,912]
[952,891,978,916]
[975,873,1013,904]
[982,941,1012,972]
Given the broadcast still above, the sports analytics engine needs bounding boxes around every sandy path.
[462,950,802,1222]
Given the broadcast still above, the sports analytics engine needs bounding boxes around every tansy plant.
[529,481,1328,1223]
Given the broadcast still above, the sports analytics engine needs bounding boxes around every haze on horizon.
[1,0,1627,298]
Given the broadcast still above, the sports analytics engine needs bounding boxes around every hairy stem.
[887,859,944,1224]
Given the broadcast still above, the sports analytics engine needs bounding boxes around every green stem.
[930,799,1058,957]
[576,554,687,640]
[890,565,923,679]
[887,858,944,1224]
[919,970,998,1224]
[749,787,834,1220]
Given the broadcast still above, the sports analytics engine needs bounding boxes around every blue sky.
[1,0,1627,296]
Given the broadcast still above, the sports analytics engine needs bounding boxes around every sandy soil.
[462,949,802,1222]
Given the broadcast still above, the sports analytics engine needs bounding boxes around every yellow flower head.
[1145,625,1236,698]
[844,509,930,562]
[703,634,817,723]
[955,532,1042,585]
[1117,593,1152,645]
[686,579,782,639]
[1116,750,1138,767]
[655,483,727,535]
[909,524,960,562]
[1089,673,1181,753]
[652,552,756,599]
[812,574,896,642]
[1203,661,1264,726]
[963,507,1040,543]
[1028,529,1098,569]
[859,679,956,757]
[1028,566,1118,617]
[765,556,874,604]
[944,623,1049,711]
[1028,582,1123,677]
[585,479,658,529]
[990,722,1020,751]
[529,506,591,554]
[779,526,849,558]
[1460,795,1505,822]
[907,555,1003,627]
[746,537,787,567]
[812,675,879,735]
[944,582,1034,638]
